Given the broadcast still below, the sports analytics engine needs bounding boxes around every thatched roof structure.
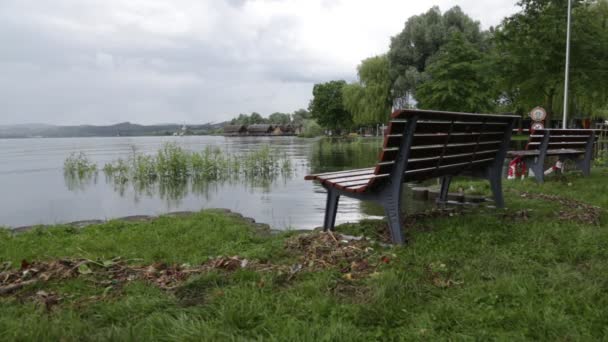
[247,124,274,134]
[223,125,246,134]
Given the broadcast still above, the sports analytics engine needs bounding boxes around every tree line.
[309,0,608,133]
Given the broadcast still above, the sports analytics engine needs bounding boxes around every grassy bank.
[1,168,607,340]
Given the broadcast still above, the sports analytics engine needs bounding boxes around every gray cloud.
[0,0,518,125]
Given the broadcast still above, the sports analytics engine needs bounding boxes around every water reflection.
[64,171,98,192]
[308,137,382,173]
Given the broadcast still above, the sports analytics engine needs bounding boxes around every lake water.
[0,136,429,230]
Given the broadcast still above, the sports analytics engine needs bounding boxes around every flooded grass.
[63,152,97,177]
[86,143,293,186]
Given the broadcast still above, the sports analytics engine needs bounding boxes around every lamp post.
[562,0,572,129]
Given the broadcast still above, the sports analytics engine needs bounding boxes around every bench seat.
[304,168,384,192]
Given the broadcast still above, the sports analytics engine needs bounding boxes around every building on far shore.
[223,125,247,136]
[223,123,302,136]
[247,124,274,135]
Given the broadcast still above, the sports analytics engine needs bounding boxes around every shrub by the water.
[63,152,97,176]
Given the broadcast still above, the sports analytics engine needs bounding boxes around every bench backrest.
[373,109,518,185]
[526,129,597,152]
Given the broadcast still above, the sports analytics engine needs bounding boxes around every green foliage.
[291,109,311,126]
[415,32,496,112]
[63,152,97,176]
[494,0,608,119]
[229,109,310,126]
[343,55,392,125]
[267,112,291,125]
[299,119,324,138]
[308,80,352,134]
[388,6,485,103]
[230,112,268,125]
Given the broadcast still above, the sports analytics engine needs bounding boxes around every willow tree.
[388,6,486,107]
[342,55,392,126]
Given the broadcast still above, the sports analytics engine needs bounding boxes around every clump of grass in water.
[99,142,292,186]
[63,152,97,176]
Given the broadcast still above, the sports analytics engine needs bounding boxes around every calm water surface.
[0,136,428,229]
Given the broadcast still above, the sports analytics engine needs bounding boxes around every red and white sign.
[531,122,545,130]
[529,106,547,122]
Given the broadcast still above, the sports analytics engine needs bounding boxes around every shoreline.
[5,208,280,235]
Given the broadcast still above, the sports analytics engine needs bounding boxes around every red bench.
[305,109,518,244]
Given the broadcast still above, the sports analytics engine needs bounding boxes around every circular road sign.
[529,106,547,122]
[531,122,545,130]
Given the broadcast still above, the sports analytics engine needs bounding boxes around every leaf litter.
[0,232,391,306]
[518,191,602,225]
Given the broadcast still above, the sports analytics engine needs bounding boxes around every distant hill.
[0,122,227,138]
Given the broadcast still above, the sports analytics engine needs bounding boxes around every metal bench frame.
[307,110,518,244]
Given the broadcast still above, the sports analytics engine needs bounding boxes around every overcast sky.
[0,0,519,125]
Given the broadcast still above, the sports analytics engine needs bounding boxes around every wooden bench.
[507,129,597,183]
[305,109,518,244]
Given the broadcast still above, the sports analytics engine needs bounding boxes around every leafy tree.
[248,112,266,124]
[230,113,252,125]
[308,80,352,134]
[343,55,392,126]
[291,109,311,126]
[268,112,291,125]
[388,6,485,106]
[493,0,608,121]
[415,32,496,112]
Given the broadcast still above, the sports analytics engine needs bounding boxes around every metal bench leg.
[438,175,452,204]
[323,189,340,231]
[380,190,405,245]
[525,158,544,183]
[488,170,505,208]
[575,156,592,176]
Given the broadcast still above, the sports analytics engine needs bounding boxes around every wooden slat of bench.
[326,178,375,192]
[528,135,592,143]
[387,120,507,135]
[508,150,540,157]
[546,149,585,155]
[535,129,596,135]
[392,109,517,122]
[508,148,586,157]
[527,142,587,149]
[406,149,499,171]
[325,173,389,184]
[408,141,502,159]
[304,167,374,180]
[412,121,508,134]
[403,157,496,182]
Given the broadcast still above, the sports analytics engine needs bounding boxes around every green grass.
[1,169,608,340]
[64,152,97,177]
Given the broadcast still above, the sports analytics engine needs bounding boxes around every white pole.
[562,0,572,129]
